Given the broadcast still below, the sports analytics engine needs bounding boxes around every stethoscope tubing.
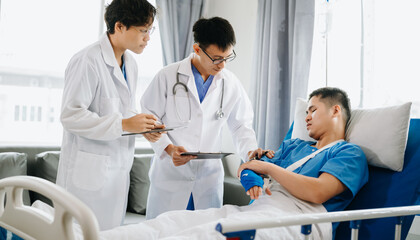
[173,67,224,122]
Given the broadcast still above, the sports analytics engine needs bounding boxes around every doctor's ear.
[193,44,200,54]
[114,21,126,33]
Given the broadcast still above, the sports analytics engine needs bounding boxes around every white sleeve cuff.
[150,134,172,157]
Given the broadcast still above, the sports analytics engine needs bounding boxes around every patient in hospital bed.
[93,87,368,240]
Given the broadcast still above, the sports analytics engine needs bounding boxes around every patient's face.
[305,96,334,140]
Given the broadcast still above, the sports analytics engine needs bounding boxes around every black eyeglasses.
[136,26,155,36]
[200,47,236,65]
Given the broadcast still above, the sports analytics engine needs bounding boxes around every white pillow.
[291,98,316,142]
[291,98,412,171]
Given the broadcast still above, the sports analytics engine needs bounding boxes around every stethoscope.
[173,69,225,122]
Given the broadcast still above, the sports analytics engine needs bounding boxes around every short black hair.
[193,17,236,51]
[105,0,156,34]
[309,87,352,126]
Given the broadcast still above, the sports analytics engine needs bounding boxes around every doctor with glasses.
[141,17,273,219]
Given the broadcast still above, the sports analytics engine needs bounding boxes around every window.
[37,107,42,122]
[14,105,19,121]
[0,0,163,145]
[308,0,420,117]
[22,106,27,122]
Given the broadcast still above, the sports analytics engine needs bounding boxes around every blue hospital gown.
[241,138,368,234]
[0,227,24,240]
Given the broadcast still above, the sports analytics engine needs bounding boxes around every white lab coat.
[141,54,258,219]
[56,34,137,230]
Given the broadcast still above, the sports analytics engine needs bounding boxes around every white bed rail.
[0,176,100,240]
[216,205,420,240]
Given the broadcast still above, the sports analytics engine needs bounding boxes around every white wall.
[204,0,258,155]
[204,0,258,93]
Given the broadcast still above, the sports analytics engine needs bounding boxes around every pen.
[129,109,162,125]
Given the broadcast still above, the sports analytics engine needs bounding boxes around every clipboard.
[180,152,233,159]
[122,125,186,136]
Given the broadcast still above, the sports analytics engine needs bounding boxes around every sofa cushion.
[223,176,251,206]
[33,151,153,213]
[127,154,153,215]
[34,151,60,183]
[0,152,31,205]
[33,151,60,205]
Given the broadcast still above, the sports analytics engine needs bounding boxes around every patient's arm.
[271,170,346,204]
[238,160,346,204]
[239,169,267,200]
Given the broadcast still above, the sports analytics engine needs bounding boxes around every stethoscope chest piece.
[216,108,224,119]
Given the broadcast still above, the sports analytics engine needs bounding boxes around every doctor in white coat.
[141,17,274,219]
[56,0,162,230]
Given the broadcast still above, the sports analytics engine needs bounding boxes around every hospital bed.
[1,118,419,240]
[218,118,420,240]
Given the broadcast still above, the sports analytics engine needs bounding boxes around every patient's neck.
[315,130,345,149]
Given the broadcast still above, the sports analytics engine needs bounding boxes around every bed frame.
[0,176,99,240]
[1,119,419,240]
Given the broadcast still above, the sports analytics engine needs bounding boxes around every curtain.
[251,0,315,150]
[156,0,206,66]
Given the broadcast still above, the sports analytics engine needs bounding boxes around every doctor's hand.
[143,132,162,142]
[165,144,196,166]
[122,113,156,133]
[143,123,166,142]
[247,148,275,161]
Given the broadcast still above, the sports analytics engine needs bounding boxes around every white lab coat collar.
[99,33,131,92]
[178,54,225,100]
[177,53,194,77]
[176,55,199,103]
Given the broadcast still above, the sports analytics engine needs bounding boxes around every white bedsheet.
[31,185,332,240]
[99,185,332,240]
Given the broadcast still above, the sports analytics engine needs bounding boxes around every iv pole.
[359,0,365,108]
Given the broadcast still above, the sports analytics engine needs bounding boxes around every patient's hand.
[247,185,272,199]
[247,186,263,199]
[247,185,273,200]
[248,148,275,160]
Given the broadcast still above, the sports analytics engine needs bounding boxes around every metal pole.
[99,0,106,37]
[359,0,365,108]
[325,34,328,87]
[350,220,361,240]
[301,225,312,240]
[394,217,403,240]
